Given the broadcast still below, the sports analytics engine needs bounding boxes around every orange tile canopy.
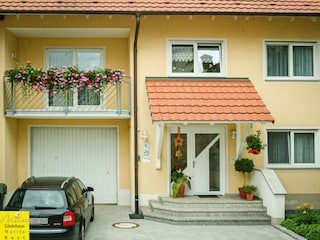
[146,78,274,123]
[0,0,319,14]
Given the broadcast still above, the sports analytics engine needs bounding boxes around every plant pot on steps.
[177,185,185,198]
[246,192,254,201]
[238,187,246,199]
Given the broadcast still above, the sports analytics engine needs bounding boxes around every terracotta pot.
[246,192,254,201]
[238,187,246,199]
[177,185,185,198]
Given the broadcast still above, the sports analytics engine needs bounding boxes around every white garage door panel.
[31,127,117,204]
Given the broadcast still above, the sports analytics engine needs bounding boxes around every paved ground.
[86,205,296,240]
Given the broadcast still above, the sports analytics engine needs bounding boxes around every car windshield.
[8,189,66,209]
[23,190,66,208]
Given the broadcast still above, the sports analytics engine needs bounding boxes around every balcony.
[4,78,131,118]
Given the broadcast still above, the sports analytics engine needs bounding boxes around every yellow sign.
[0,211,29,240]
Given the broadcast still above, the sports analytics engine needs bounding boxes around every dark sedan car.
[5,176,94,240]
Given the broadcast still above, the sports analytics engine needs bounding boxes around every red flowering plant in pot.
[246,130,266,155]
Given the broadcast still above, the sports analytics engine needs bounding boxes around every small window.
[77,179,87,193]
[169,40,225,76]
[267,129,318,168]
[71,182,83,199]
[66,187,78,205]
[171,133,188,171]
[265,41,318,81]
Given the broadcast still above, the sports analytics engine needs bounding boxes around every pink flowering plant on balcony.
[6,61,124,97]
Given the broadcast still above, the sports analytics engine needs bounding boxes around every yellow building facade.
[0,11,319,217]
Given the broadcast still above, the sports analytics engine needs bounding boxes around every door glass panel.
[195,134,217,157]
[49,91,73,106]
[209,141,220,191]
[78,89,100,105]
[48,52,73,68]
[77,52,102,70]
[171,133,187,171]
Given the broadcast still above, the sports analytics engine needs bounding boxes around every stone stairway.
[141,196,271,225]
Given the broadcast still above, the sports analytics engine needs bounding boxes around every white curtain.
[294,133,315,163]
[172,45,194,62]
[293,46,313,76]
[267,45,288,76]
[268,132,290,164]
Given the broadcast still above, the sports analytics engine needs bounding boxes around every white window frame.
[45,47,105,69]
[265,127,320,169]
[264,40,319,81]
[44,47,105,110]
[167,39,227,77]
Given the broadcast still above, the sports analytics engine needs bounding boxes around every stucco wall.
[1,14,320,203]
[135,15,320,196]
[0,29,19,189]
[0,15,133,193]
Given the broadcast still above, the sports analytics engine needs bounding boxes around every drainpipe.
[129,13,143,219]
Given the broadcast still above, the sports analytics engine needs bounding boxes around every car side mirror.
[87,186,94,192]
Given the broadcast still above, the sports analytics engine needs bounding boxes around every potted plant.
[6,61,124,98]
[242,185,257,201]
[171,169,191,198]
[234,158,254,198]
[246,130,265,155]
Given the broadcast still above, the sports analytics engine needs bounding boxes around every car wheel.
[90,206,95,222]
[79,222,85,240]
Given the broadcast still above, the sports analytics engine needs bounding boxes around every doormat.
[197,195,218,198]
[112,222,140,229]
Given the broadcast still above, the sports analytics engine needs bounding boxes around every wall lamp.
[231,130,237,140]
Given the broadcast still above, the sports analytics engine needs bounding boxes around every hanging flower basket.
[246,130,266,155]
[5,61,125,97]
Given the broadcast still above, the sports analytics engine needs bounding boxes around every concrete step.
[149,201,268,218]
[141,196,271,225]
[158,196,265,209]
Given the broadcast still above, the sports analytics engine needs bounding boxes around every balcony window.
[46,48,104,107]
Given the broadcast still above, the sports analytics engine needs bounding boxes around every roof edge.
[146,77,250,81]
[151,120,275,124]
[0,11,319,17]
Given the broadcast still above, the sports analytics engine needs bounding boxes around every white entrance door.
[31,127,118,204]
[170,126,226,196]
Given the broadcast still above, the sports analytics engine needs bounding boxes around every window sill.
[266,164,320,169]
[264,78,320,82]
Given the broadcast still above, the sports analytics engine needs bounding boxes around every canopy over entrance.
[146,78,274,169]
[146,78,274,123]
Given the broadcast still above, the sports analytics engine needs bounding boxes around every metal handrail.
[3,77,131,118]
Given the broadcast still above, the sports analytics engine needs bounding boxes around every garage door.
[31,127,118,204]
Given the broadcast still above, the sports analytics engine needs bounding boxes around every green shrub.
[305,225,320,240]
[295,224,311,237]
[281,202,320,240]
[281,217,298,229]
[295,203,319,225]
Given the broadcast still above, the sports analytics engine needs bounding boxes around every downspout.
[129,13,143,219]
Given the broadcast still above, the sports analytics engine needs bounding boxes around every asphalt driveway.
[86,205,297,240]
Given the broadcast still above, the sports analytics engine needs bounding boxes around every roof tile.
[0,0,319,15]
[146,79,275,123]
